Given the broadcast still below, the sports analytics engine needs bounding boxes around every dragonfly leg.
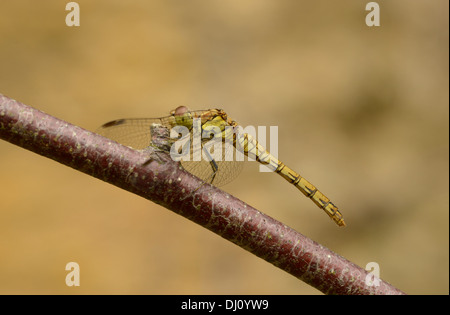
[187,147,220,196]
[198,147,219,186]
[204,149,219,185]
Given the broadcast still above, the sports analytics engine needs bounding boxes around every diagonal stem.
[0,93,406,295]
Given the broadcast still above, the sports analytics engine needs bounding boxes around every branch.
[0,93,405,295]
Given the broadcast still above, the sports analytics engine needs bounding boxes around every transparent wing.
[180,139,244,187]
[96,114,244,187]
[96,117,169,150]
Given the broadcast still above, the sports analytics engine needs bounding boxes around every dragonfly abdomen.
[233,132,346,227]
[233,133,279,171]
[276,163,346,227]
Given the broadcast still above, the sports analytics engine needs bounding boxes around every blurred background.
[0,0,448,294]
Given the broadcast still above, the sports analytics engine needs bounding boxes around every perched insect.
[97,106,345,226]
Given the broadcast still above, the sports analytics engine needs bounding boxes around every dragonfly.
[96,106,346,227]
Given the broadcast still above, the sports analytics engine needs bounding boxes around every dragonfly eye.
[172,106,190,117]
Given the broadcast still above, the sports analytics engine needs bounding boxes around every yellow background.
[0,1,448,294]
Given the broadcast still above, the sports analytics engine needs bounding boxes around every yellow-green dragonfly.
[97,106,346,227]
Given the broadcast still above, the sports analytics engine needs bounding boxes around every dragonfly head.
[171,106,191,117]
[171,106,193,129]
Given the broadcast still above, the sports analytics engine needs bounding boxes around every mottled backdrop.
[0,1,448,294]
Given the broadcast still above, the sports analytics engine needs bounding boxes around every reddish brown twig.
[0,93,406,295]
